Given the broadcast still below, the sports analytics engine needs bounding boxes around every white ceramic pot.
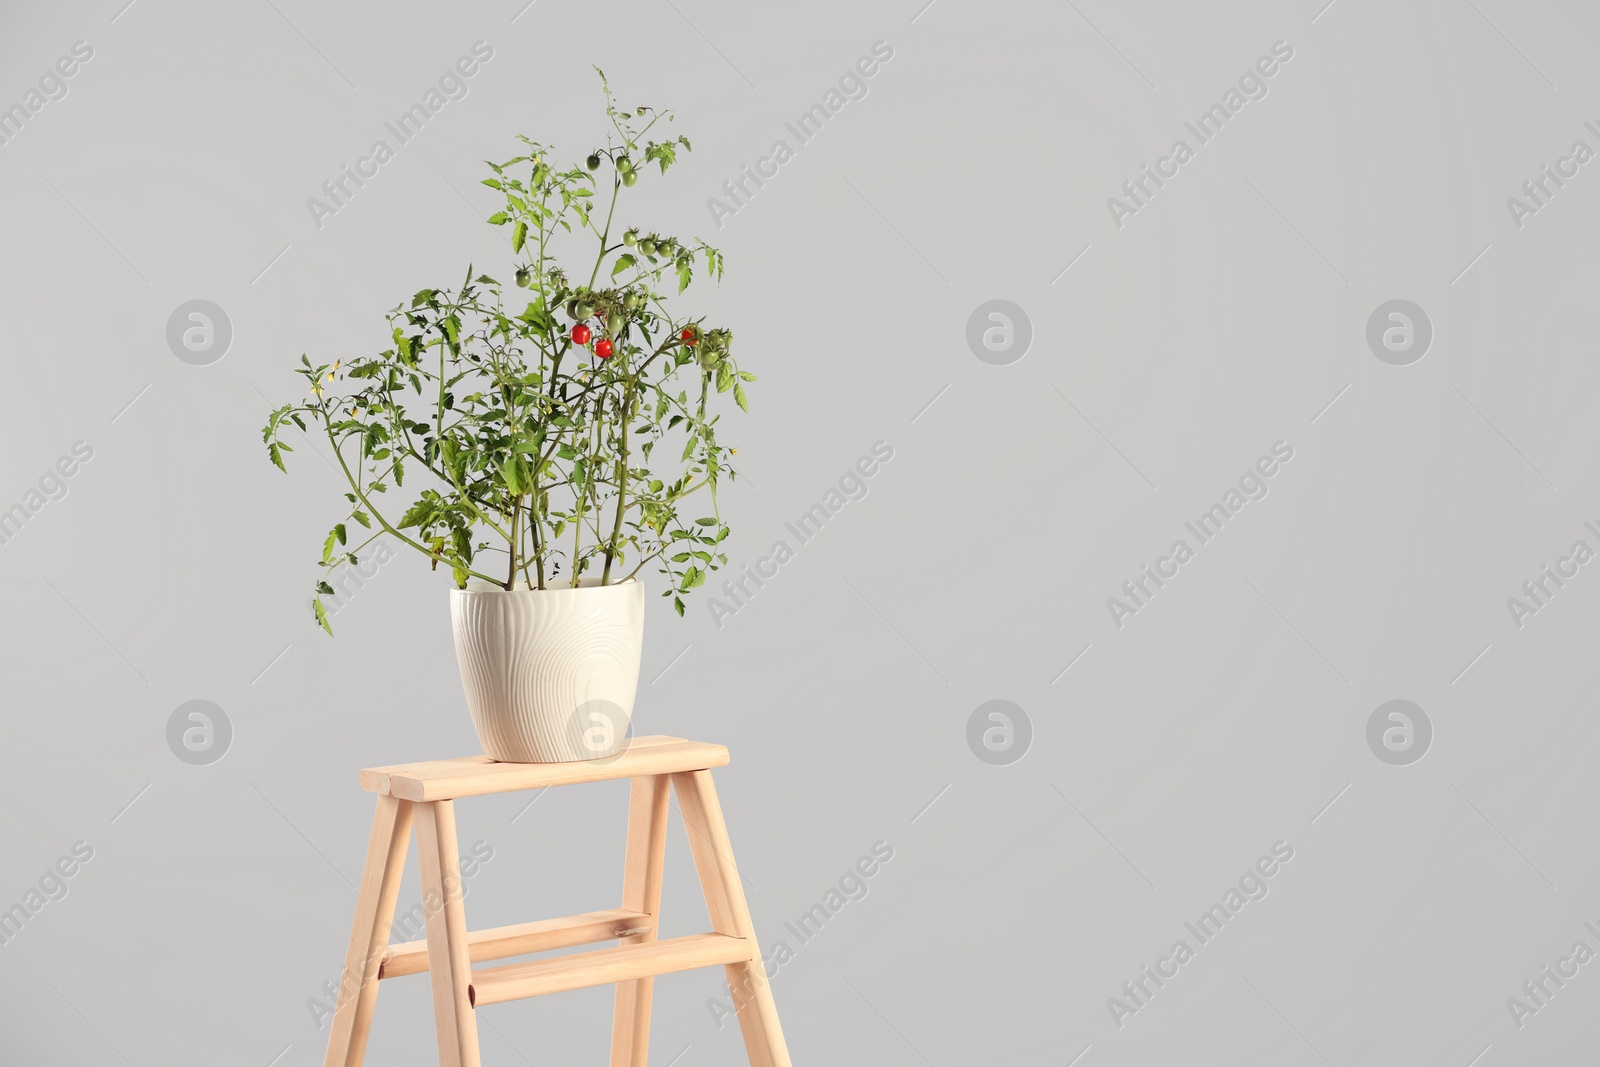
[450,578,644,763]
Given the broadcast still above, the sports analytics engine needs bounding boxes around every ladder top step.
[360,736,730,800]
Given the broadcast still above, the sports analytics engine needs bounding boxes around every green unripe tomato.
[607,311,626,335]
[574,301,594,320]
[621,170,638,188]
[639,239,657,256]
[585,154,601,171]
[636,106,646,117]
[698,347,720,369]
[623,229,639,247]
[515,269,530,288]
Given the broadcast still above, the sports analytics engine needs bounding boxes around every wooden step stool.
[322,736,792,1067]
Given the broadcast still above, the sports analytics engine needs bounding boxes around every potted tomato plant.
[263,76,752,762]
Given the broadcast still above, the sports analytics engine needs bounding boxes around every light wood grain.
[470,933,752,1006]
[674,771,793,1067]
[381,908,653,979]
[416,801,482,1067]
[360,736,728,801]
[322,795,413,1067]
[324,738,790,1067]
[610,775,671,1066]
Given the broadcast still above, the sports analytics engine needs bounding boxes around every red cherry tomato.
[595,338,614,359]
[681,328,697,346]
[572,324,592,345]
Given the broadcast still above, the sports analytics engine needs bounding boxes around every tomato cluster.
[622,229,695,274]
[585,148,639,187]
[504,147,730,370]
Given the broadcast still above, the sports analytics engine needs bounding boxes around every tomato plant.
[263,71,754,632]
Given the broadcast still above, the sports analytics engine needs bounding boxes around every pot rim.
[454,577,641,595]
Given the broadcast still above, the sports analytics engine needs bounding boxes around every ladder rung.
[469,933,752,1006]
[381,908,653,979]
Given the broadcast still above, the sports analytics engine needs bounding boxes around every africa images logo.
[306,41,495,229]
[1105,40,1295,229]
[1106,441,1295,629]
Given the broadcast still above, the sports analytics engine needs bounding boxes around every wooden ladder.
[321,736,792,1067]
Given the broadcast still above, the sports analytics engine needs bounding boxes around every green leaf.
[322,528,339,564]
[313,598,333,635]
[693,517,717,526]
[335,523,347,546]
[482,178,504,190]
[351,511,372,529]
[733,383,748,412]
[501,454,528,495]
[398,496,436,529]
[673,596,685,617]
[611,254,636,278]
[487,211,509,225]
[316,581,335,595]
[512,220,528,253]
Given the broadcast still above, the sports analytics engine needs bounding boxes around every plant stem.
[601,387,631,584]
[623,545,666,582]
[569,492,585,588]
[435,327,447,443]
[506,496,519,589]
[587,171,621,290]
[323,423,500,586]
[530,494,545,589]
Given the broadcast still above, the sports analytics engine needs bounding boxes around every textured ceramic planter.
[450,579,644,763]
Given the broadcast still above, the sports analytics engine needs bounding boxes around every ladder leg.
[671,771,793,1067]
[324,795,413,1067]
[610,774,672,1066]
[416,800,483,1067]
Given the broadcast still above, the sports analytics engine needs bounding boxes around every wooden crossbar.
[380,909,653,979]
[469,933,753,1007]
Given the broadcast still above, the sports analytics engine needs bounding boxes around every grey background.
[1,0,1597,1064]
